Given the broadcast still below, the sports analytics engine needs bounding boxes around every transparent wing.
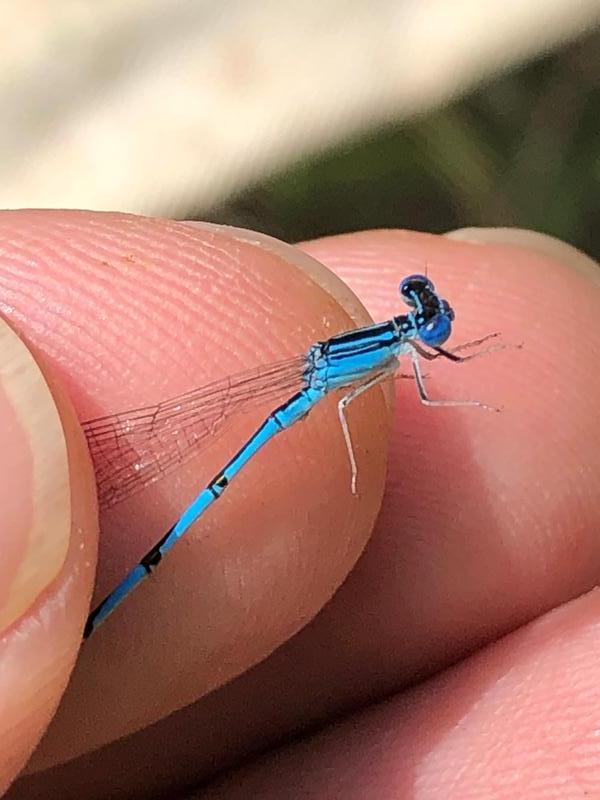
[83,357,305,510]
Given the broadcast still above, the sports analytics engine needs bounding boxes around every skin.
[1,211,599,798]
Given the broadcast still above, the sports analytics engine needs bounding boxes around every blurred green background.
[205,30,599,259]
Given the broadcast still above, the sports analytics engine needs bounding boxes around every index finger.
[0,210,390,764]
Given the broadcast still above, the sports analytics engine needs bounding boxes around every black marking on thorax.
[323,320,399,359]
[393,313,417,338]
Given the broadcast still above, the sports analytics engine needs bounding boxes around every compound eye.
[399,274,435,305]
[440,299,455,322]
[418,312,452,346]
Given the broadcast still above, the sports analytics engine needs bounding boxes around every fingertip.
[0,211,389,764]
[299,228,600,673]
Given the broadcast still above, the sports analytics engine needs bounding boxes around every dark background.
[203,30,599,260]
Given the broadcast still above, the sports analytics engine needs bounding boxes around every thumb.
[0,317,97,792]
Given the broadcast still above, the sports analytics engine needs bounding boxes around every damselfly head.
[399,273,455,347]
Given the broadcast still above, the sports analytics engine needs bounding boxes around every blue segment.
[83,274,457,638]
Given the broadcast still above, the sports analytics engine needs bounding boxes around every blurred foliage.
[203,30,599,259]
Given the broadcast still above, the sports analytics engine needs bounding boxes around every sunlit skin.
[1,212,599,798]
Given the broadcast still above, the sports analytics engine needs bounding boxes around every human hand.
[2,213,599,798]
